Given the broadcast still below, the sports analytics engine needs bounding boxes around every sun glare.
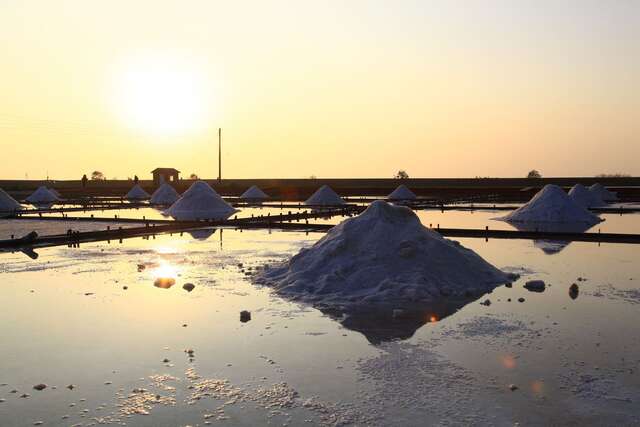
[111,54,213,135]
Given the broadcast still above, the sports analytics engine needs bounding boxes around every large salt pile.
[256,201,514,308]
[0,188,22,216]
[125,184,150,201]
[387,185,416,201]
[501,185,601,224]
[304,185,345,206]
[589,183,617,202]
[240,185,270,201]
[569,184,605,208]
[150,183,180,205]
[165,181,237,221]
[26,186,59,204]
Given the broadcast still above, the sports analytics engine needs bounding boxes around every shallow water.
[0,209,639,426]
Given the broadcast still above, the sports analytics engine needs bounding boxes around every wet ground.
[1,206,639,426]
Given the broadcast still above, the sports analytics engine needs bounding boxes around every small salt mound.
[304,185,345,206]
[257,201,513,307]
[589,183,617,202]
[240,185,269,201]
[150,183,180,205]
[125,184,150,201]
[387,185,416,201]
[26,186,59,204]
[165,181,237,221]
[569,184,605,208]
[501,185,601,224]
[0,188,22,216]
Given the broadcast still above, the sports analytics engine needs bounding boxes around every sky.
[0,0,638,180]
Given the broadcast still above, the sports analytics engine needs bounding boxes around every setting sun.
[110,54,212,135]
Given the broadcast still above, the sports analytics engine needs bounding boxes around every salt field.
[1,203,639,426]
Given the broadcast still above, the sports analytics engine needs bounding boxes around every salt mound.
[150,183,180,205]
[569,184,605,208]
[304,185,345,206]
[256,201,513,307]
[26,186,59,204]
[0,188,22,216]
[165,181,237,221]
[501,185,601,224]
[387,185,416,201]
[125,184,150,201]
[589,183,617,202]
[240,185,269,201]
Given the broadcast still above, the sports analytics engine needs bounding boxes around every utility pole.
[218,128,222,183]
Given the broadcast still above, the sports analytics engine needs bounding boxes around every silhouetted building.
[151,168,180,185]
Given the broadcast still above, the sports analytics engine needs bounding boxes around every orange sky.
[0,0,638,180]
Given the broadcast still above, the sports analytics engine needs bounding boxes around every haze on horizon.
[0,0,638,181]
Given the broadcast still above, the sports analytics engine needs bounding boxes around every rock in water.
[569,283,579,300]
[524,280,546,292]
[33,384,47,391]
[256,201,515,309]
[240,310,251,322]
[183,283,195,292]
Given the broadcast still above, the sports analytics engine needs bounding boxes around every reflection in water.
[187,228,216,241]
[507,221,595,255]
[319,297,477,344]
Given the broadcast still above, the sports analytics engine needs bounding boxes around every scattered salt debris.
[26,186,59,205]
[165,181,237,221]
[501,184,601,224]
[508,384,518,391]
[240,185,270,201]
[150,183,180,205]
[257,201,514,308]
[125,184,150,201]
[386,184,416,201]
[304,185,345,206]
[569,184,605,208]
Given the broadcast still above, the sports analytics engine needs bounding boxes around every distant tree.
[134,175,139,184]
[596,173,630,178]
[189,173,199,180]
[91,171,105,181]
[527,170,542,179]
[309,175,317,180]
[394,170,409,179]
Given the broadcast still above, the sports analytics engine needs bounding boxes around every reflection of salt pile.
[240,185,269,201]
[26,186,59,204]
[589,183,617,202]
[150,183,180,205]
[0,188,22,216]
[387,185,416,201]
[165,181,237,221]
[509,221,594,255]
[125,184,150,201]
[257,201,513,307]
[304,185,345,206]
[502,185,601,224]
[569,184,605,208]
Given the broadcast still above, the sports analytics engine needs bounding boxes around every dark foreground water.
[0,208,639,426]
